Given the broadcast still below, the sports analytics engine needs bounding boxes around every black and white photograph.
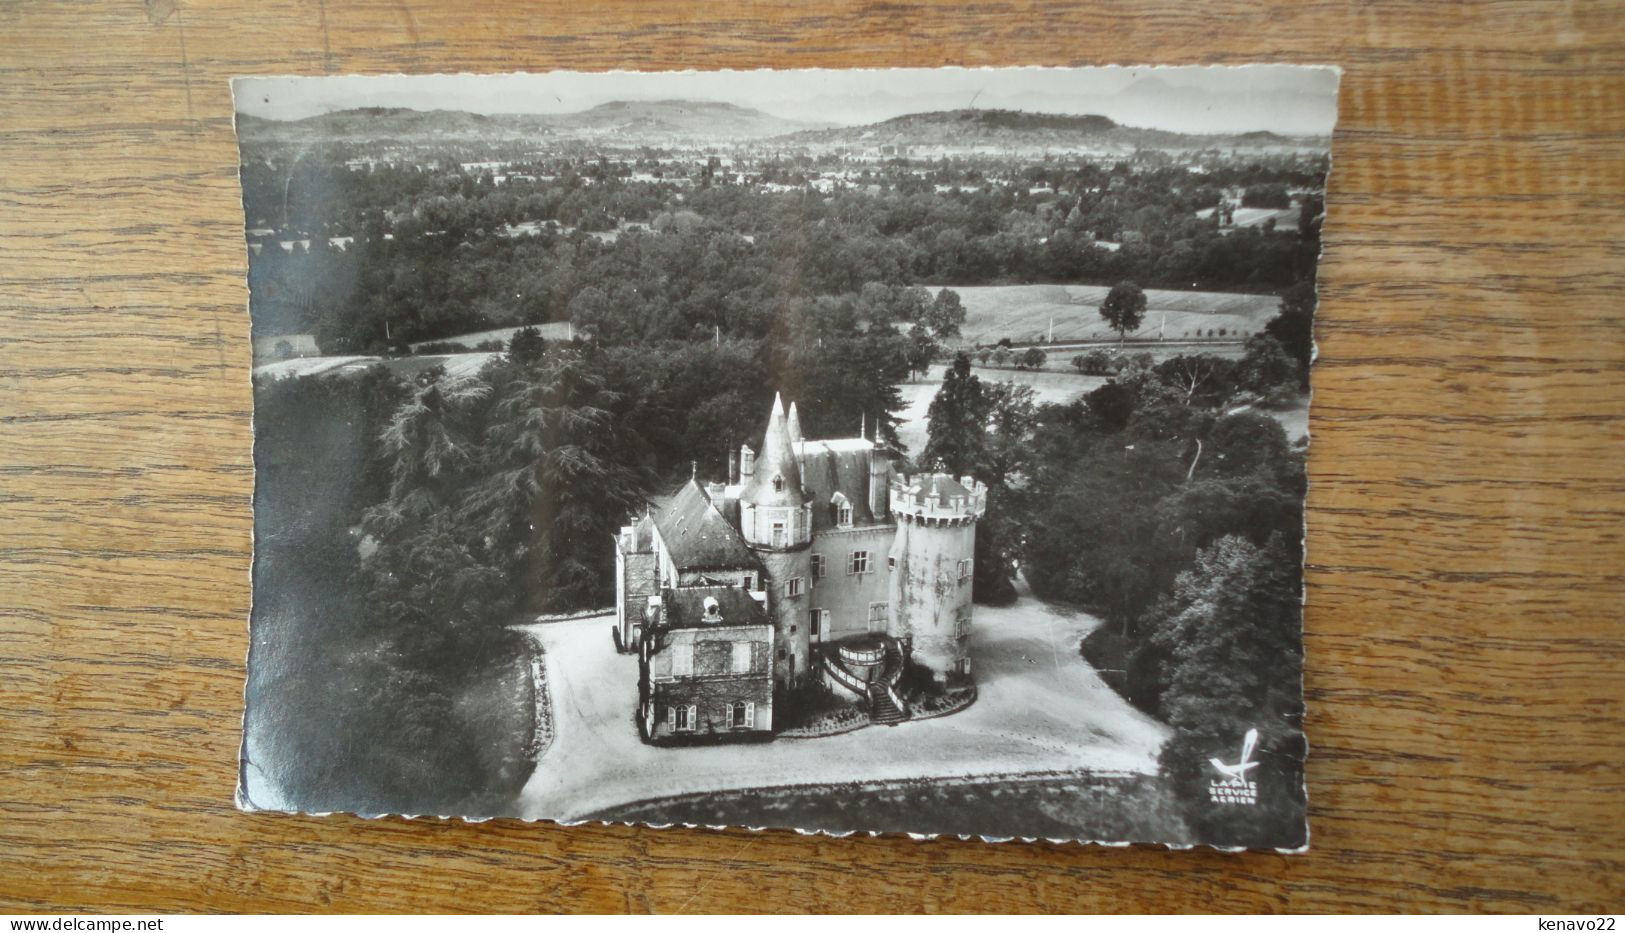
[236,66,1336,850]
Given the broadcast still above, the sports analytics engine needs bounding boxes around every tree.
[921,352,987,477]
[1099,281,1147,343]
[905,326,938,381]
[924,288,967,340]
[507,326,545,365]
[1264,282,1315,388]
[1155,354,1236,407]
[991,346,1011,367]
[1236,333,1298,399]
[1019,347,1047,370]
[1241,183,1291,209]
[1141,535,1306,848]
[1073,349,1113,375]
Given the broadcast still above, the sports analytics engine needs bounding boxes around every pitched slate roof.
[798,438,887,533]
[662,585,769,629]
[654,479,762,573]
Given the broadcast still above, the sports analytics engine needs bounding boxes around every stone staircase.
[819,635,912,726]
[867,681,907,725]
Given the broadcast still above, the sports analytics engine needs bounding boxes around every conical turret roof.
[740,393,805,507]
[786,401,805,448]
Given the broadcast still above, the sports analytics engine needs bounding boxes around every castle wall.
[641,622,774,742]
[808,525,897,643]
[888,518,977,680]
[617,548,659,649]
[756,548,813,688]
[645,675,773,743]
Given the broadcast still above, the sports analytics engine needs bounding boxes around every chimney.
[739,444,755,479]
[869,451,890,518]
[728,448,739,485]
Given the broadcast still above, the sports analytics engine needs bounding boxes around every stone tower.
[739,394,814,689]
[886,472,987,683]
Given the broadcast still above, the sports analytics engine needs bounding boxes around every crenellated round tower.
[739,394,814,689]
[886,471,987,683]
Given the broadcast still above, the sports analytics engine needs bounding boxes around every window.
[731,641,752,674]
[772,521,785,548]
[670,705,696,731]
[810,554,825,580]
[958,558,973,582]
[772,473,784,493]
[729,700,756,729]
[810,609,827,639]
[742,574,754,591]
[888,555,897,570]
[832,493,853,527]
[867,602,888,629]
[786,576,804,598]
[849,550,870,574]
[670,643,693,677]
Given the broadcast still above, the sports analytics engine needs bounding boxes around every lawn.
[944,284,1282,346]
[895,364,1311,459]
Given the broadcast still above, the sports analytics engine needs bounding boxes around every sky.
[234,66,1341,135]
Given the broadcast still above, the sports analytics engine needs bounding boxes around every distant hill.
[550,100,829,140]
[236,100,830,146]
[772,108,1325,152]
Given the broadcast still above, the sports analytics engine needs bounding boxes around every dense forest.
[242,150,1324,352]
[920,330,1309,845]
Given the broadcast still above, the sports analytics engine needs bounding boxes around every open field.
[1196,204,1302,229]
[896,363,1311,458]
[407,322,573,351]
[513,584,1170,831]
[252,351,499,382]
[896,364,1107,457]
[944,283,1281,346]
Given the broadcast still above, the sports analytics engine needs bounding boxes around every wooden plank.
[1,0,1621,913]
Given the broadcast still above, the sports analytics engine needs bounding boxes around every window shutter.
[688,705,697,729]
[666,706,675,730]
[745,702,756,728]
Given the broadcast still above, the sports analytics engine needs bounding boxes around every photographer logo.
[1208,728,1260,805]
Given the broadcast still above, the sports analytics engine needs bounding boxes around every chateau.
[614,394,987,744]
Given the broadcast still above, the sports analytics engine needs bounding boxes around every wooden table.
[2,0,1621,914]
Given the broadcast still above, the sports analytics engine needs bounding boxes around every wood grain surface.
[2,0,1622,914]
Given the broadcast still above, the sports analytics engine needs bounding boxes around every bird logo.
[1209,728,1260,785]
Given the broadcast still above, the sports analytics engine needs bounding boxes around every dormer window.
[772,474,784,493]
[832,492,853,527]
